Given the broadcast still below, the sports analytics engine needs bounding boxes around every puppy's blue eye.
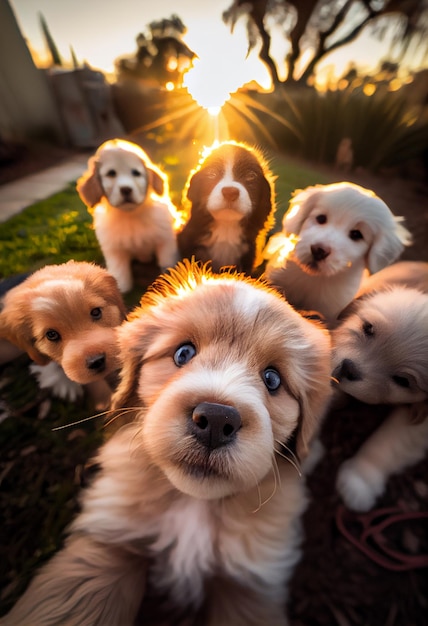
[45,329,60,342]
[174,343,196,367]
[262,367,281,392]
[316,214,327,224]
[91,307,102,320]
[350,229,363,241]
[132,169,142,177]
[106,169,116,178]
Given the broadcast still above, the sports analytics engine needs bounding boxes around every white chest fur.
[205,220,247,266]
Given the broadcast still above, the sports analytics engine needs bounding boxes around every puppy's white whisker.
[274,441,302,477]
[52,413,105,431]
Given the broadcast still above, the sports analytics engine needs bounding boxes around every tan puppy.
[77,138,180,292]
[0,261,126,401]
[332,261,428,511]
[3,261,332,626]
[264,182,412,325]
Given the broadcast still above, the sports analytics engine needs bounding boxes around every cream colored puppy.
[77,138,180,292]
[264,182,412,325]
[332,261,428,511]
[3,261,332,626]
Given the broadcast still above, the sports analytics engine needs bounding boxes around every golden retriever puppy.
[331,261,428,511]
[264,182,412,325]
[2,261,332,626]
[177,141,276,274]
[77,138,181,292]
[0,261,126,401]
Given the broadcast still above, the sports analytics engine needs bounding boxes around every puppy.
[264,182,412,325]
[0,261,126,402]
[177,141,276,274]
[331,261,428,511]
[77,138,180,292]
[3,261,332,626]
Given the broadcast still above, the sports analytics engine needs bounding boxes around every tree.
[223,0,428,87]
[39,12,62,66]
[115,14,196,88]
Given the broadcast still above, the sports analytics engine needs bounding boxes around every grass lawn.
[0,150,331,615]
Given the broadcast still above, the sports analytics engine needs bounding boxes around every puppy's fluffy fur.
[3,262,332,626]
[77,138,180,292]
[177,141,276,273]
[0,261,126,400]
[331,261,428,511]
[264,182,412,325]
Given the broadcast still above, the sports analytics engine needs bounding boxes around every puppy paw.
[30,362,84,402]
[336,459,385,512]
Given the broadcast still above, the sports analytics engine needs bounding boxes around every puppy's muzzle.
[221,186,240,203]
[332,358,362,383]
[86,353,106,373]
[311,244,331,262]
[120,186,134,202]
[190,402,241,450]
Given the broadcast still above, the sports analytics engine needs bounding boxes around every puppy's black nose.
[311,245,330,261]
[221,186,240,202]
[120,186,133,198]
[86,353,106,372]
[335,358,362,382]
[191,402,241,450]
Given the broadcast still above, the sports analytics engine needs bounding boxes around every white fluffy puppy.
[332,261,428,511]
[264,182,412,325]
[77,138,180,292]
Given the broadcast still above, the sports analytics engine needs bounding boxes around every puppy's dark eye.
[350,229,363,241]
[205,167,219,180]
[106,169,116,178]
[392,375,410,388]
[90,307,102,320]
[362,321,374,336]
[131,169,142,177]
[316,214,327,224]
[244,170,258,182]
[45,329,60,342]
[174,343,196,367]
[262,367,281,393]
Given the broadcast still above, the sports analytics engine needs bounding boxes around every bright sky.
[9,0,416,108]
[9,0,273,108]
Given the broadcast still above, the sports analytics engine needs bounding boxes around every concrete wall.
[0,0,65,143]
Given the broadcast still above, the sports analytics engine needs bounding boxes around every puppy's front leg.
[337,405,428,511]
[156,238,179,271]
[2,534,147,626]
[104,248,133,293]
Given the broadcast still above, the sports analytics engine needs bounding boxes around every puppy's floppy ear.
[0,289,50,365]
[367,216,412,274]
[283,186,321,235]
[109,312,157,424]
[147,166,165,197]
[76,156,103,208]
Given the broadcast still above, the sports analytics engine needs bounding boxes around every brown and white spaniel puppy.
[177,141,276,274]
[77,138,181,292]
[331,261,428,511]
[0,261,126,402]
[2,261,332,626]
[264,182,412,326]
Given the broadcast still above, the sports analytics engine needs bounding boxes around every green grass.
[0,184,101,279]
